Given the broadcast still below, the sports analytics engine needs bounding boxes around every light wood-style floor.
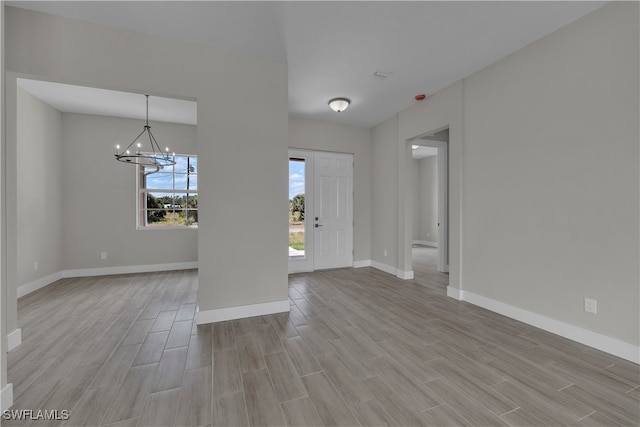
[7,246,640,426]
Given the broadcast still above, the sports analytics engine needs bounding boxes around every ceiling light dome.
[328,97,350,113]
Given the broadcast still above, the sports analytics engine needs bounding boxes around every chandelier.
[114,94,176,168]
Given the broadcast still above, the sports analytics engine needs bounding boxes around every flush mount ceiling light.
[328,97,350,113]
[114,94,176,168]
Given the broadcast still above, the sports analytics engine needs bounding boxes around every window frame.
[136,153,198,230]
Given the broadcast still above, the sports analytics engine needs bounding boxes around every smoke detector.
[373,69,393,79]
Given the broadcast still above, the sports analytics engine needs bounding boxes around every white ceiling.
[18,79,198,125]
[8,1,607,129]
[412,146,438,160]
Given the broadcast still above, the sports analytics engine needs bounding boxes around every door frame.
[413,139,449,272]
[288,148,354,274]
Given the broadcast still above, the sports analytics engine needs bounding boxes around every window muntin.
[138,154,198,228]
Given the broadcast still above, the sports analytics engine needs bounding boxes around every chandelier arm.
[119,127,147,154]
[147,128,168,157]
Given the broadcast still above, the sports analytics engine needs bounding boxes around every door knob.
[315,224,322,228]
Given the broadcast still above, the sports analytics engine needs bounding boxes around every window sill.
[137,225,198,231]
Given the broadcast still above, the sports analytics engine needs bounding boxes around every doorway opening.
[409,127,449,287]
[288,149,353,273]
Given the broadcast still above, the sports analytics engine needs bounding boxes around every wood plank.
[362,376,430,427]
[236,334,267,373]
[425,378,509,426]
[149,310,177,333]
[316,352,374,406]
[165,320,193,349]
[61,386,119,427]
[212,392,249,427]
[263,352,307,402]
[185,328,213,370]
[281,336,322,377]
[151,346,188,392]
[175,302,197,321]
[136,388,180,427]
[422,403,474,427]
[242,369,286,427]
[280,397,324,426]
[213,349,243,398]
[492,379,594,425]
[212,321,236,351]
[132,331,169,367]
[301,372,359,427]
[90,345,141,389]
[174,367,212,427]
[121,319,154,346]
[100,363,158,425]
[350,399,399,427]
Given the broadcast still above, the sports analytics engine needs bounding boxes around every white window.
[138,154,198,228]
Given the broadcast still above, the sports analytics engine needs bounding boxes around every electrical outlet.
[384,249,388,257]
[584,298,597,314]
[101,252,107,260]
[33,261,38,271]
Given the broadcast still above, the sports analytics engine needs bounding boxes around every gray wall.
[17,87,63,286]
[4,6,288,331]
[61,114,197,271]
[1,0,7,395]
[412,156,438,244]
[460,2,638,345]
[373,2,639,347]
[371,115,399,268]
[288,118,371,263]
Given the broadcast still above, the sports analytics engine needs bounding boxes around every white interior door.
[313,151,353,270]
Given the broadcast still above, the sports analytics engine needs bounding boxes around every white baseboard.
[370,261,414,280]
[17,262,198,298]
[1,383,13,412]
[413,240,438,248]
[6,329,21,351]
[448,288,640,364]
[371,260,397,276]
[396,270,414,280]
[17,272,64,298]
[196,299,290,325]
[64,261,198,278]
[447,286,462,300]
[353,260,372,268]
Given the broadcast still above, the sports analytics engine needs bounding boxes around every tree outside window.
[138,154,198,228]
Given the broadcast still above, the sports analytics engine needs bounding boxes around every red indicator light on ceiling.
[415,94,426,101]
